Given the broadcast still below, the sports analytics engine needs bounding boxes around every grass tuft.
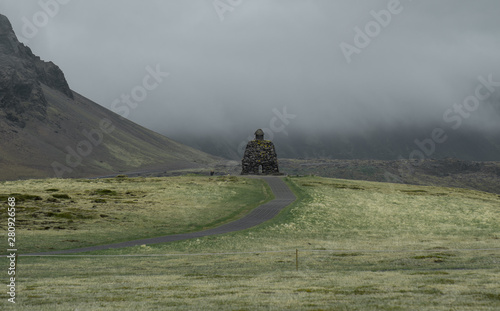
[4,193,43,201]
[52,194,71,199]
[92,189,117,196]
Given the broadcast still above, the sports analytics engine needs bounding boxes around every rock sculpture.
[241,129,280,175]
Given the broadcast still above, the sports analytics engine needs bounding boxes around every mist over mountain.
[2,1,500,163]
[174,120,500,161]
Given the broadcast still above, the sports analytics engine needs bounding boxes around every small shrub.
[400,190,428,195]
[55,212,74,219]
[93,199,107,203]
[402,189,427,193]
[52,194,71,199]
[11,194,43,201]
[331,184,364,190]
[92,189,117,196]
[301,183,317,187]
[45,188,60,192]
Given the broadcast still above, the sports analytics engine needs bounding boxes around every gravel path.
[24,176,296,255]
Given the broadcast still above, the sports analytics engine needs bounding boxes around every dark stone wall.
[241,140,279,175]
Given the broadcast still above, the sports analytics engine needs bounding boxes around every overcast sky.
[1,0,500,144]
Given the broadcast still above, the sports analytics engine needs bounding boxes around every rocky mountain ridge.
[0,14,218,180]
[0,14,72,127]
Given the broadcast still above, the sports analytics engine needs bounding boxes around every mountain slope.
[0,14,218,180]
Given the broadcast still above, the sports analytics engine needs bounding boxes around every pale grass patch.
[103,144,152,167]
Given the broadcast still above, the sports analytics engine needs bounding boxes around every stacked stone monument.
[241,129,280,175]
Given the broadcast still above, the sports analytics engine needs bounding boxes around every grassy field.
[1,175,500,310]
[0,175,272,253]
[279,158,500,194]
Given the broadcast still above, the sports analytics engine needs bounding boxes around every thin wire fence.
[18,247,500,257]
[13,247,500,274]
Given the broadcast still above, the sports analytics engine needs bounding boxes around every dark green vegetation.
[1,175,499,310]
[0,176,271,253]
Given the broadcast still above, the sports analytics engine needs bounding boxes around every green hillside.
[1,175,499,310]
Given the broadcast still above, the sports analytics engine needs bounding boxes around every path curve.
[24,177,296,256]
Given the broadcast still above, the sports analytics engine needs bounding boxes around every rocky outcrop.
[241,129,280,175]
[0,14,73,125]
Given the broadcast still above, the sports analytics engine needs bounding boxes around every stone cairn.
[241,129,280,175]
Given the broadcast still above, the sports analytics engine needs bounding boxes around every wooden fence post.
[296,249,298,271]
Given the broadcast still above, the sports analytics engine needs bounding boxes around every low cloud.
[2,0,499,157]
